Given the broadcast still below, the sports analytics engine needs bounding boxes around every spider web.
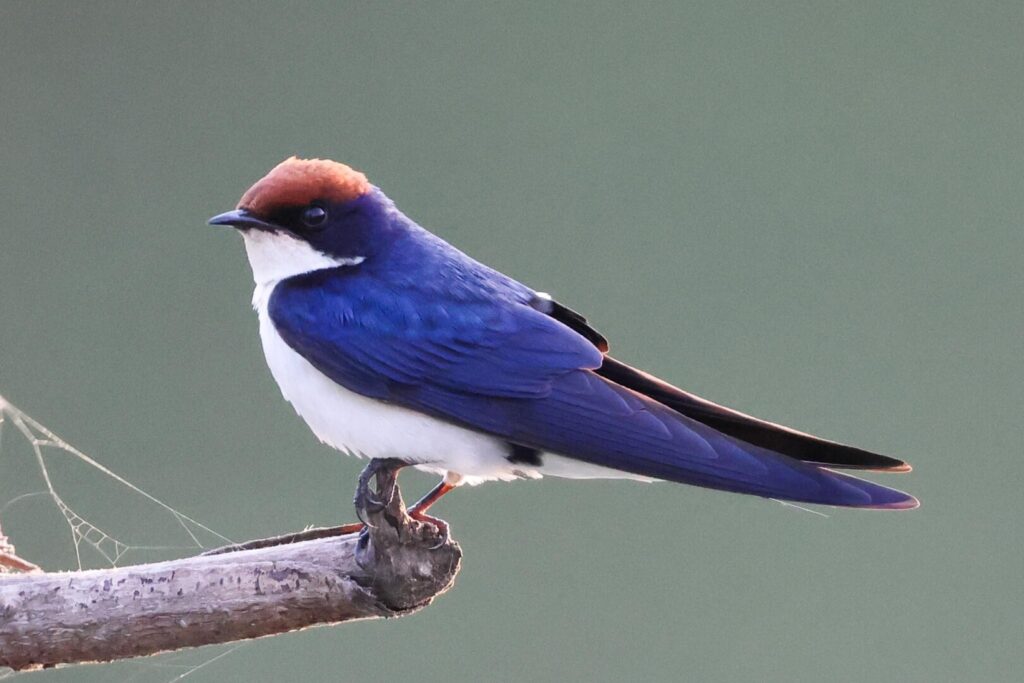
[0,393,243,682]
[0,393,233,570]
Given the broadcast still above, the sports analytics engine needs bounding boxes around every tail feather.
[597,356,911,472]
[504,370,919,510]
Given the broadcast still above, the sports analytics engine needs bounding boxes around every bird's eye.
[301,205,328,228]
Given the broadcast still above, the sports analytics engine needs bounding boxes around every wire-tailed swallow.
[209,157,917,514]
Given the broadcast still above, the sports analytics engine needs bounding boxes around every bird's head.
[209,157,394,284]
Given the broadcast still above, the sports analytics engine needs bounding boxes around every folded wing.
[270,270,916,509]
[543,298,910,472]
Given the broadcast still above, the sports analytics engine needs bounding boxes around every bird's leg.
[354,457,406,522]
[204,461,459,555]
[408,473,459,516]
[406,472,461,549]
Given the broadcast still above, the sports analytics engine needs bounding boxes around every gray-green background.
[1,2,1021,681]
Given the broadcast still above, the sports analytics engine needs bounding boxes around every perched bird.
[209,157,917,525]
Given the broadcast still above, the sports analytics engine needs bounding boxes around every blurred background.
[1,2,1021,681]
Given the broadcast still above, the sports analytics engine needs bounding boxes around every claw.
[402,476,458,550]
[363,490,385,510]
[355,463,385,513]
[353,458,408,524]
[409,510,450,550]
[380,477,399,507]
[353,501,377,529]
[356,528,371,552]
[427,528,449,551]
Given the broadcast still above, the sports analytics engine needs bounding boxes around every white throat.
[241,230,365,308]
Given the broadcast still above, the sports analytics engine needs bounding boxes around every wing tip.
[820,468,919,510]
[852,483,920,510]
[810,490,919,510]
[870,492,920,510]
[880,491,921,507]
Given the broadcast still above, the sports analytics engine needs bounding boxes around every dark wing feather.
[545,299,910,472]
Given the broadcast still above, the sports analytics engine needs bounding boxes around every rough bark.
[0,466,461,671]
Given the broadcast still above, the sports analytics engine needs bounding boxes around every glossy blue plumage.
[266,198,915,509]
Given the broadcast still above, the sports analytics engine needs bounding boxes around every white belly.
[256,292,530,485]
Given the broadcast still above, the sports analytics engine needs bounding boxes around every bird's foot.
[354,458,406,526]
[408,509,450,550]
[402,478,456,549]
[202,459,455,557]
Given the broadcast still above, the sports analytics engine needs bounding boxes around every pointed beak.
[207,209,277,230]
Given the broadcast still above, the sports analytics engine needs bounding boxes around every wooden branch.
[0,466,461,672]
